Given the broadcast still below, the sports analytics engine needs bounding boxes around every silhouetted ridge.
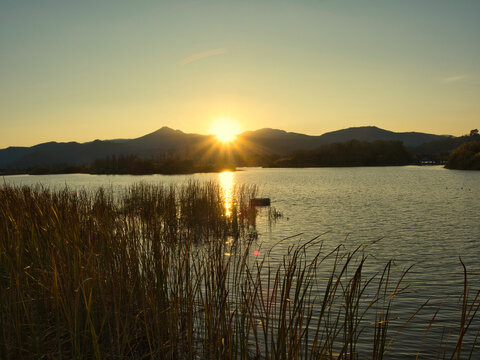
[319,126,444,147]
[0,125,451,172]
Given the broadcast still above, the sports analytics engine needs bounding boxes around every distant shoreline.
[0,162,450,177]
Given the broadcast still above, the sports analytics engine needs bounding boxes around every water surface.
[4,166,479,357]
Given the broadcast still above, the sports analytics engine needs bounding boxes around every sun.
[209,118,241,143]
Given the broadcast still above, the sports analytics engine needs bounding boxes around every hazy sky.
[1,0,479,147]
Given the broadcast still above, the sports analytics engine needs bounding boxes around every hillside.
[237,129,323,155]
[319,126,447,147]
[409,134,480,155]
[0,126,451,172]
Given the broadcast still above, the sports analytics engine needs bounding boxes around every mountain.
[409,134,479,155]
[0,126,451,171]
[239,126,448,155]
[238,129,323,155]
[318,126,447,147]
[0,141,128,169]
[128,127,205,150]
[0,127,207,170]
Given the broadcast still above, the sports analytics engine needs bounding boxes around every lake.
[3,166,480,357]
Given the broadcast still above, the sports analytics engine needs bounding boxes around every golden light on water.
[219,170,234,217]
[209,118,241,143]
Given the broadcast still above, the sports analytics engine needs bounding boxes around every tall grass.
[0,182,478,359]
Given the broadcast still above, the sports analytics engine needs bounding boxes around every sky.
[1,0,479,147]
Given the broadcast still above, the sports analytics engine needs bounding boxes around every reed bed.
[0,183,478,359]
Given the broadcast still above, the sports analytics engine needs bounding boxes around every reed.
[0,183,478,359]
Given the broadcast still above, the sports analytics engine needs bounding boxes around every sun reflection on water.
[219,171,234,217]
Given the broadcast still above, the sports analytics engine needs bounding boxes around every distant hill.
[127,127,206,151]
[238,129,323,155]
[0,126,452,171]
[0,141,128,169]
[409,134,480,155]
[238,126,448,155]
[0,127,207,170]
[318,126,447,147]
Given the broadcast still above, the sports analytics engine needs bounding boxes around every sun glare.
[209,118,241,143]
[219,170,234,217]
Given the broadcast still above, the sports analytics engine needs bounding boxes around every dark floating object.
[249,198,271,207]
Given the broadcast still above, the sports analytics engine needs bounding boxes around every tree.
[445,141,480,170]
[470,129,479,137]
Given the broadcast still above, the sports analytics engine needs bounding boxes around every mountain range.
[0,126,456,170]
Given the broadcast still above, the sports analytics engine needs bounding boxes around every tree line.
[19,155,235,176]
[271,140,413,167]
